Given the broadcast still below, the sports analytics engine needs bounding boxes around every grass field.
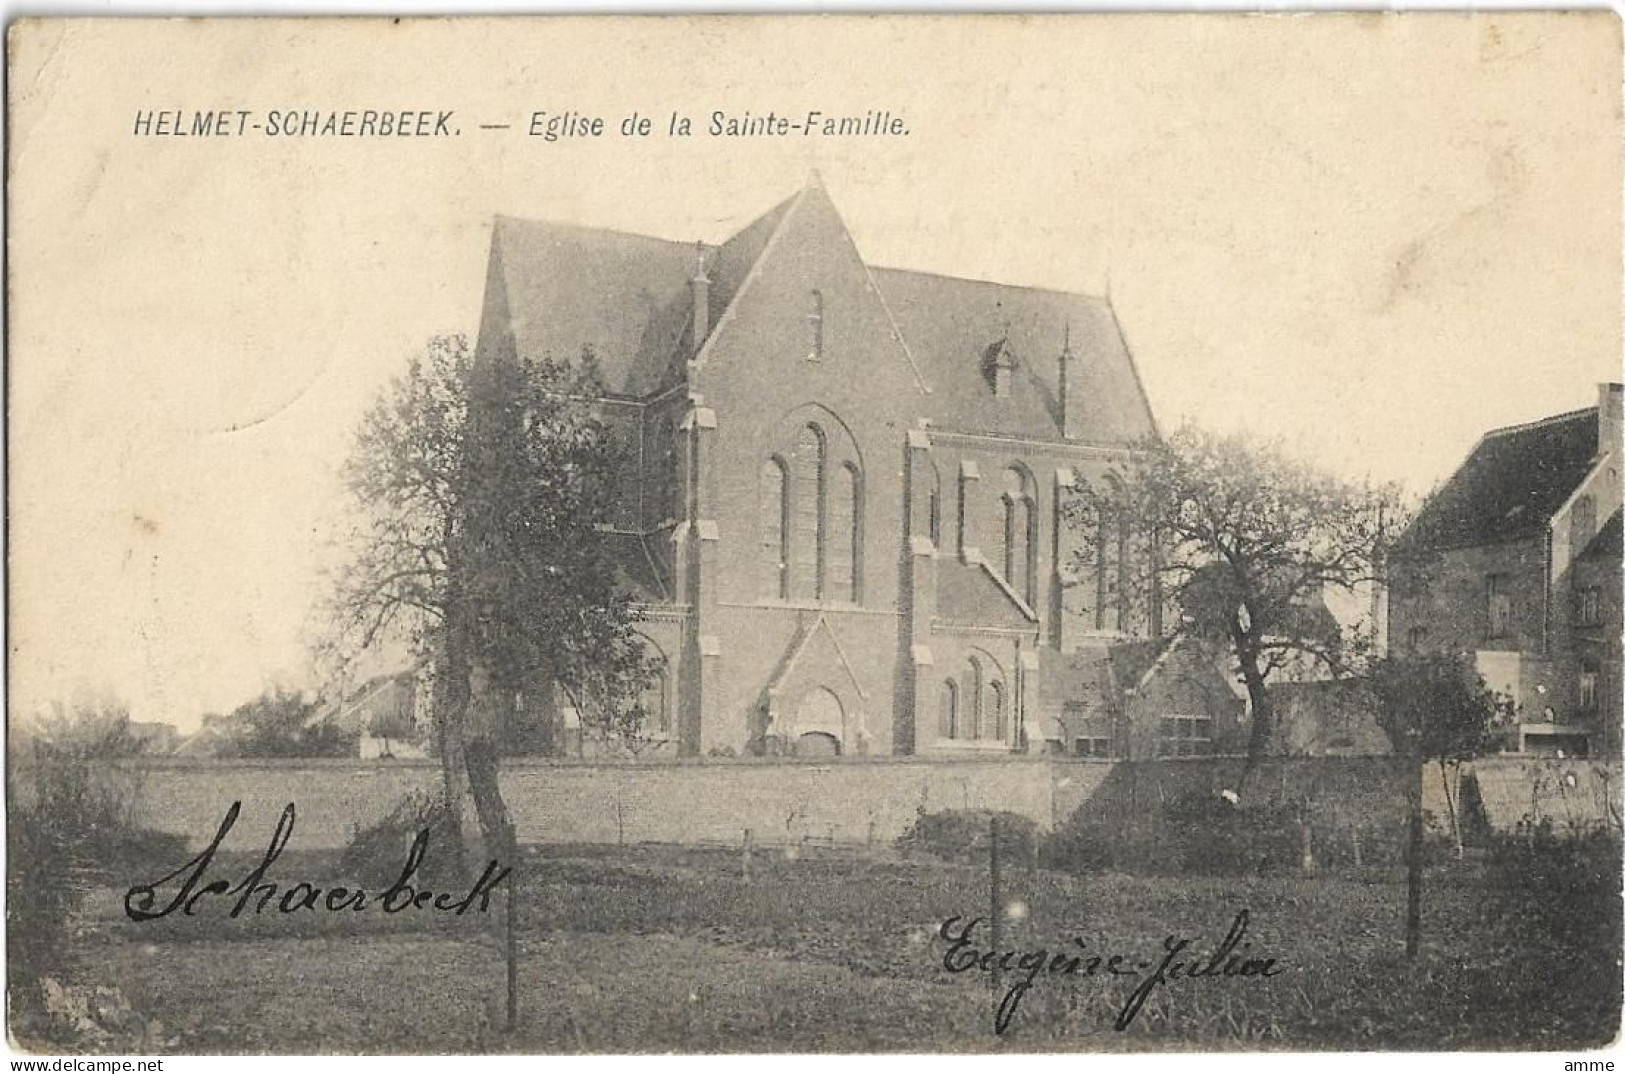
[34,841,1624,1053]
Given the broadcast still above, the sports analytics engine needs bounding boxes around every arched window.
[1002,467,1036,607]
[927,460,942,548]
[643,662,670,734]
[807,290,825,361]
[1094,479,1127,632]
[660,417,680,522]
[793,425,827,600]
[940,679,959,740]
[759,457,790,599]
[988,680,1007,742]
[829,462,862,603]
[968,657,985,740]
[1572,494,1598,553]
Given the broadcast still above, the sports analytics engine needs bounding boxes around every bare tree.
[327,334,655,869]
[1066,424,1409,786]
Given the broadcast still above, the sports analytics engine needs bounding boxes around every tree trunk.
[1236,649,1273,792]
[431,627,471,881]
[463,664,517,871]
[1405,757,1424,959]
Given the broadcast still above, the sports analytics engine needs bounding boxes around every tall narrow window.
[660,417,680,522]
[1572,495,1598,554]
[1486,574,1511,640]
[1002,468,1036,607]
[807,289,825,361]
[759,457,789,599]
[988,681,1007,742]
[1580,658,1600,714]
[793,425,827,599]
[940,680,959,740]
[829,462,862,603]
[927,461,942,548]
[968,658,984,740]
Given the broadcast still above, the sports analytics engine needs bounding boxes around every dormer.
[983,338,1017,398]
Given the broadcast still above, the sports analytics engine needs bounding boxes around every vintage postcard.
[6,13,1623,1057]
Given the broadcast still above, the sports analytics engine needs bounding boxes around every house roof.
[1407,407,1601,550]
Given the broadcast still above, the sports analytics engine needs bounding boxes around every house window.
[807,290,825,361]
[759,457,790,599]
[939,679,959,740]
[1486,574,1511,640]
[1580,659,1600,714]
[1579,586,1602,627]
[1158,715,1212,758]
[1063,701,1113,757]
[793,424,827,600]
[1406,625,1429,654]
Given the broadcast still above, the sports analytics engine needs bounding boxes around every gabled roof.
[870,269,1155,444]
[480,192,798,397]
[478,182,1156,451]
[1407,406,1601,550]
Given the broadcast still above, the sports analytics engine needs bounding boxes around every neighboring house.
[1390,383,1624,758]
[126,720,180,755]
[471,176,1164,757]
[1038,633,1243,759]
[309,667,432,760]
[1270,680,1394,757]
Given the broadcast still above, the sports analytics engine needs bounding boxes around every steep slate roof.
[481,193,799,398]
[1408,407,1600,550]
[870,270,1156,444]
[478,183,1155,450]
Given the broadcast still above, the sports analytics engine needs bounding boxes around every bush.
[896,809,1038,866]
[337,790,465,889]
[8,704,185,1038]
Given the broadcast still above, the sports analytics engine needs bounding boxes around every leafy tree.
[1367,653,1504,956]
[222,686,355,759]
[328,334,654,867]
[1067,424,1408,783]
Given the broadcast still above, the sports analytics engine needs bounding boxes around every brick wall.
[112,754,1585,858]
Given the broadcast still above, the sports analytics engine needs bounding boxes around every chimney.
[690,242,710,359]
[1058,322,1073,438]
[1598,382,1622,460]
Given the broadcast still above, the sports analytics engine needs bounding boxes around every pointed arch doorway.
[794,686,844,757]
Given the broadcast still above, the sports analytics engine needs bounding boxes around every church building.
[472,177,1187,758]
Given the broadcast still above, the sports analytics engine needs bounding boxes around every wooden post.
[1405,762,1423,960]
[505,821,519,1031]
[742,828,754,883]
[989,815,1002,992]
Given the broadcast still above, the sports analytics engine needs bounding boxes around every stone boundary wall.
[106,754,1615,856]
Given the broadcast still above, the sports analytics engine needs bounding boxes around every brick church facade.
[473,178,1221,759]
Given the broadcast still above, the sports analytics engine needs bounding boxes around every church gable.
[689,182,929,408]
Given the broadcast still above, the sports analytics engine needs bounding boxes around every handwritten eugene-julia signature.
[123,801,510,921]
[939,909,1285,1034]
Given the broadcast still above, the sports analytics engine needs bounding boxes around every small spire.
[691,240,709,282]
[806,167,825,190]
[1062,319,1073,359]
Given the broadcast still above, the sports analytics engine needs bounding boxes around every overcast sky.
[9,15,1620,729]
